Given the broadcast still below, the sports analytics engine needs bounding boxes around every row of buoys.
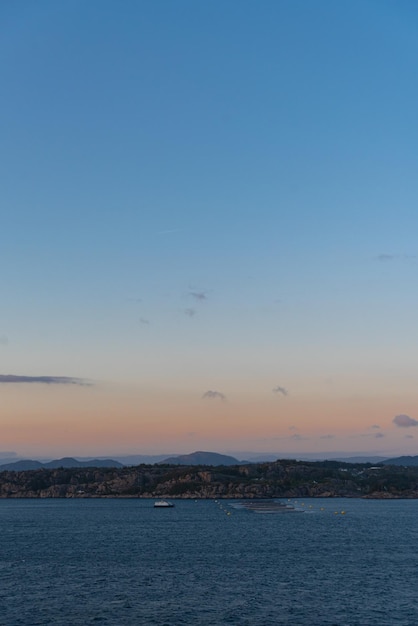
[214,499,232,516]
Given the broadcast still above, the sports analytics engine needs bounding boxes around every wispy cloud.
[184,308,196,317]
[374,432,385,439]
[393,414,418,428]
[320,434,335,440]
[405,434,414,439]
[370,424,381,429]
[139,317,150,324]
[376,253,416,262]
[202,390,226,401]
[189,291,207,301]
[272,385,288,396]
[289,433,309,441]
[0,375,91,386]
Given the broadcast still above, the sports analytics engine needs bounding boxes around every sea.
[1,498,418,625]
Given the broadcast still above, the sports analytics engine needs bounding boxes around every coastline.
[1,458,418,499]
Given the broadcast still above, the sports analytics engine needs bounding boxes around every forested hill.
[1,459,418,498]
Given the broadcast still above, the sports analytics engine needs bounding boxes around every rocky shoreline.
[1,459,418,499]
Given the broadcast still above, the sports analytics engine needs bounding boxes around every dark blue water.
[1,498,418,625]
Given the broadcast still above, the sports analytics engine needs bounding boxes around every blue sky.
[1,0,418,458]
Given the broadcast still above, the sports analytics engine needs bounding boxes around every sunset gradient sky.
[2,0,418,460]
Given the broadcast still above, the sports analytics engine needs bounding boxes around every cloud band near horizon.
[0,375,91,386]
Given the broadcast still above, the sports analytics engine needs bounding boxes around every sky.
[1,0,418,460]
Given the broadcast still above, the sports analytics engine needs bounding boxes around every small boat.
[154,500,175,508]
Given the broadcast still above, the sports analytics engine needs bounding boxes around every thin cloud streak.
[376,253,416,262]
[272,385,288,396]
[0,451,17,458]
[0,374,92,386]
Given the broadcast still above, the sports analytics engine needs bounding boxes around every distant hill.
[330,456,389,464]
[0,457,124,471]
[0,460,44,471]
[3,451,411,471]
[160,451,242,466]
[0,457,23,466]
[381,455,418,466]
[106,454,173,465]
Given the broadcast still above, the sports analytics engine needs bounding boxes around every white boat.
[154,500,175,508]
[230,500,299,514]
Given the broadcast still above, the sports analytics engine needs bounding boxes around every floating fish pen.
[230,500,302,514]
